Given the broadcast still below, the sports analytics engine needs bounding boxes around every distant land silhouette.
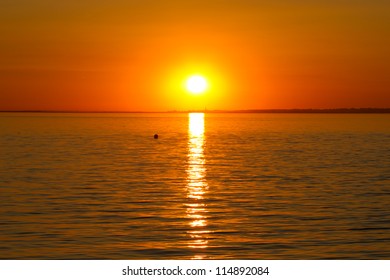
[197,108,390,114]
[2,108,390,113]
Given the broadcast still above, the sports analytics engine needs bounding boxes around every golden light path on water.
[186,113,210,259]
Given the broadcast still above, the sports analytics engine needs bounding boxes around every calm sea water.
[0,113,389,259]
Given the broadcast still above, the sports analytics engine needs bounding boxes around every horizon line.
[1,108,390,114]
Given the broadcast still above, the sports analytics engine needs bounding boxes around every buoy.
[154,134,158,139]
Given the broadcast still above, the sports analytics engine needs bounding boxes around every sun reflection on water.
[186,113,210,259]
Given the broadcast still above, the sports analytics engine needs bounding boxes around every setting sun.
[186,75,208,94]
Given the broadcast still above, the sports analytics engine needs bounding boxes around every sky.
[0,0,389,111]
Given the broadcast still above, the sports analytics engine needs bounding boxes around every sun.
[186,75,208,94]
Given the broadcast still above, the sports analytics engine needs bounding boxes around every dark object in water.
[154,134,158,139]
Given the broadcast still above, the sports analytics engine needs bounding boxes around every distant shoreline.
[1,108,390,114]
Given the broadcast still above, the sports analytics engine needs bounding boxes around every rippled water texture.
[1,113,389,259]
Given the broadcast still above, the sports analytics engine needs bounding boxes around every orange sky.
[1,1,389,111]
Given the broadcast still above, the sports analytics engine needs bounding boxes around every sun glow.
[186,75,208,94]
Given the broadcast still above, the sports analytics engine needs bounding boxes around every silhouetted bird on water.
[154,134,158,139]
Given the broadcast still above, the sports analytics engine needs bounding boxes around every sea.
[0,113,389,259]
